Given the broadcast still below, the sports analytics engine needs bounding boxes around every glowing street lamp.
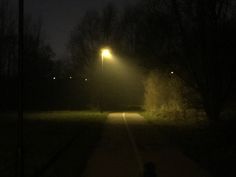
[101,48,112,71]
[100,48,112,112]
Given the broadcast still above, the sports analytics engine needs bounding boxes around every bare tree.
[117,0,172,68]
[68,3,118,107]
[0,0,54,80]
[0,0,17,78]
[23,16,54,80]
[68,3,118,76]
[169,0,236,121]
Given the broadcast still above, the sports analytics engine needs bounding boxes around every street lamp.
[101,48,112,71]
[100,48,112,112]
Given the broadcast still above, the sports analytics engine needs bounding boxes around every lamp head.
[101,48,112,59]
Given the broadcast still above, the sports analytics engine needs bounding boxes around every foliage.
[136,0,236,121]
[144,70,188,119]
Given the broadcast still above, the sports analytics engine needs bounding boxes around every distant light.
[170,71,174,75]
[84,78,88,82]
[69,76,72,79]
[53,77,56,80]
[101,48,112,59]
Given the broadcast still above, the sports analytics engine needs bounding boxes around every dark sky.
[24,0,138,60]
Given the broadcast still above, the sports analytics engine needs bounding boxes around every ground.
[82,112,209,177]
[0,111,107,177]
[0,111,235,177]
[143,112,236,177]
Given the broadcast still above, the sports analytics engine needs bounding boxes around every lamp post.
[100,48,112,112]
[101,48,112,71]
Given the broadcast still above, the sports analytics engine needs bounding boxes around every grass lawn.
[0,111,107,177]
[142,112,236,177]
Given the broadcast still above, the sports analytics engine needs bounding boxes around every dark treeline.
[0,0,55,110]
[0,0,97,111]
[0,0,54,80]
[0,0,235,119]
[68,0,236,121]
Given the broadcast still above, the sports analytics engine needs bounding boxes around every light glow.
[101,48,112,59]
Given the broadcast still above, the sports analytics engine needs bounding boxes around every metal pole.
[101,54,104,72]
[16,0,24,176]
[100,54,104,112]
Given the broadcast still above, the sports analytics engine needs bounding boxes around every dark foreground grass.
[142,112,236,177]
[0,111,107,177]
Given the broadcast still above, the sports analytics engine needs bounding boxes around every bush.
[144,70,186,115]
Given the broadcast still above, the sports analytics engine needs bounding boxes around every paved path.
[82,112,209,177]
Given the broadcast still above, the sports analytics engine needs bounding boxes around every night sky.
[23,0,138,60]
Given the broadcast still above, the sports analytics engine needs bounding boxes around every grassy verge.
[142,111,236,177]
[0,111,108,177]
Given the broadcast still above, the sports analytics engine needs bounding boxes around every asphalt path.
[82,112,210,177]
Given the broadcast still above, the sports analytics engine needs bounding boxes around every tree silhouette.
[169,0,236,121]
[23,16,54,80]
[0,0,17,78]
[0,0,54,80]
[67,0,236,121]
[68,3,117,77]
[68,3,118,108]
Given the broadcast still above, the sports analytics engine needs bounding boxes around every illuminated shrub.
[144,70,186,119]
